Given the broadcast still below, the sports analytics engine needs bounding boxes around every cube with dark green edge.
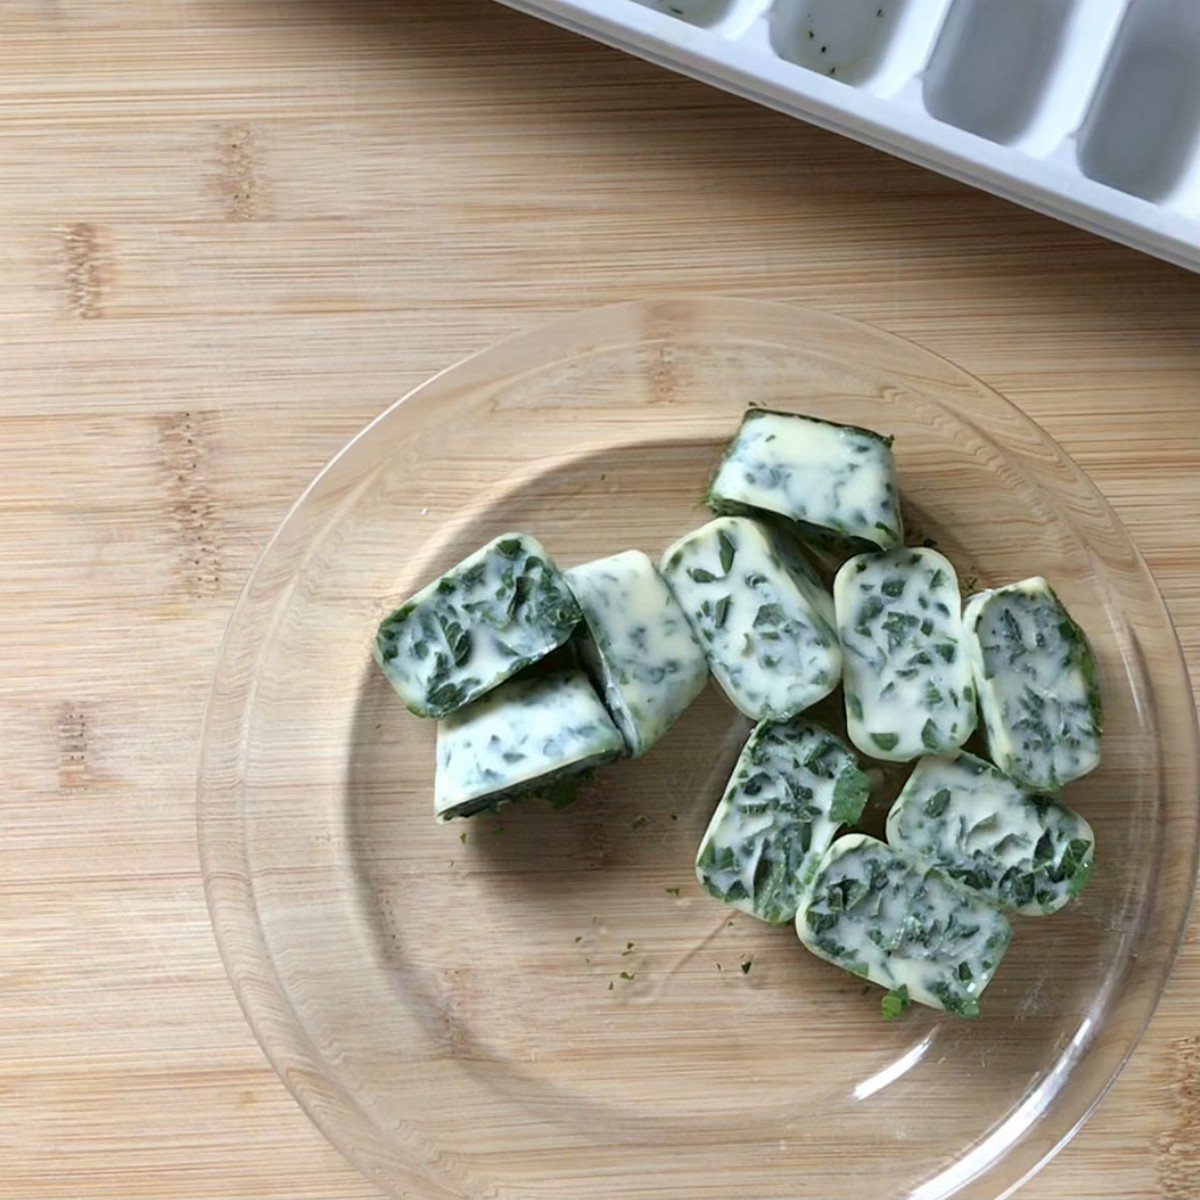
[886,751,1095,914]
[706,408,902,552]
[796,834,1012,1017]
[434,667,624,821]
[696,717,870,924]
[964,577,1102,792]
[374,532,581,718]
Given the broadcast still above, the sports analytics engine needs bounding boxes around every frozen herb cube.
[706,408,902,551]
[796,834,1012,1017]
[964,577,1102,792]
[887,751,1095,915]
[696,717,870,924]
[374,533,580,718]
[565,550,708,757]
[434,668,624,821]
[660,517,841,721]
[834,546,976,761]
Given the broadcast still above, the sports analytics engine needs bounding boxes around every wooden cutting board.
[0,2,1196,1198]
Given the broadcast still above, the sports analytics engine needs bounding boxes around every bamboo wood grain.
[0,2,1195,1198]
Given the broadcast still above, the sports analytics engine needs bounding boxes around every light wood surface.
[0,2,1196,1198]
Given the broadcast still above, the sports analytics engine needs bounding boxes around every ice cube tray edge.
[494,0,1200,271]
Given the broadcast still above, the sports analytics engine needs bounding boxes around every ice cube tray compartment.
[767,0,909,86]
[494,0,1200,268]
[1078,0,1200,203]
[923,0,1077,145]
[631,0,737,28]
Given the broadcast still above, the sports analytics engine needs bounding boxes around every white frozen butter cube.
[706,408,902,551]
[834,546,976,761]
[886,751,1095,915]
[963,577,1102,792]
[796,833,1012,1017]
[660,516,841,721]
[695,717,870,925]
[565,550,708,757]
[433,668,624,821]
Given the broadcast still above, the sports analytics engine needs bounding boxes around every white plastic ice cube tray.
[496,0,1199,270]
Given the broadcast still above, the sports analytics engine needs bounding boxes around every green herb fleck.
[830,765,871,825]
[619,970,635,981]
[665,887,681,896]
[543,776,581,811]
[881,985,910,1020]
[740,959,753,975]
[713,594,731,628]
[717,530,736,574]
[871,732,899,752]
[631,814,649,830]
[458,830,468,844]
[923,788,951,818]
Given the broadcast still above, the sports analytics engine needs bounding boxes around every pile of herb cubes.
[374,408,1101,1020]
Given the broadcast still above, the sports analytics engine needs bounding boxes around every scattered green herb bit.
[1067,855,1094,898]
[669,812,679,821]
[623,942,635,955]
[951,995,980,1019]
[713,594,732,627]
[740,959,753,975]
[619,970,635,981]
[665,887,681,896]
[608,981,614,990]
[543,775,581,811]
[920,719,941,750]
[458,831,468,844]
[881,985,910,1021]
[491,825,505,836]
[871,732,899,752]
[631,814,649,830]
[574,935,583,943]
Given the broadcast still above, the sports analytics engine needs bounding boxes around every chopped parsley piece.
[881,985,910,1020]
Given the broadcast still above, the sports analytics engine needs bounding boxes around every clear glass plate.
[198,298,1198,1200]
